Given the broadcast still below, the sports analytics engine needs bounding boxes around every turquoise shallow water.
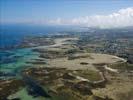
[0,48,39,79]
[8,88,49,100]
[0,47,54,99]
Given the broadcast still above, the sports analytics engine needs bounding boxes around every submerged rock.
[0,79,25,100]
[22,74,51,98]
[0,71,16,77]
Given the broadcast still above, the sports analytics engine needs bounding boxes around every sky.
[0,0,133,28]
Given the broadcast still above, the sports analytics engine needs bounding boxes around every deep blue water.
[0,24,48,66]
[0,24,59,49]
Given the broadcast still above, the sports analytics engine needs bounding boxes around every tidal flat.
[0,33,133,100]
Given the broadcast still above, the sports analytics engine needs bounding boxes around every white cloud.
[46,7,133,28]
[48,18,62,25]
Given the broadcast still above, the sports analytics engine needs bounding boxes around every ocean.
[0,24,62,49]
[0,24,61,77]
